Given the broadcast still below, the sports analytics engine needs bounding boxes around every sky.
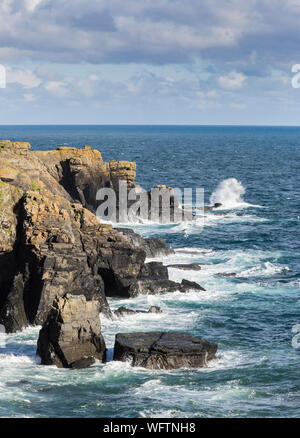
[0,0,300,125]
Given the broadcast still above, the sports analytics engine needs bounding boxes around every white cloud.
[44,81,69,98]
[25,0,43,12]
[0,0,298,68]
[218,71,247,90]
[6,68,42,88]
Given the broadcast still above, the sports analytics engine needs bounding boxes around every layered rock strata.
[113,332,218,370]
[37,294,106,368]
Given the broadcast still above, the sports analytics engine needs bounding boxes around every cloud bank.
[0,1,299,124]
[0,0,299,68]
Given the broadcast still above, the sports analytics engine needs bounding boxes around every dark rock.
[114,306,140,317]
[113,332,218,369]
[115,227,174,257]
[148,306,162,313]
[129,262,206,297]
[69,357,95,369]
[180,279,206,292]
[0,141,206,332]
[167,263,201,271]
[114,305,162,317]
[37,294,106,368]
[204,202,223,211]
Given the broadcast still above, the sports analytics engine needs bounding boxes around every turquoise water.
[0,125,299,417]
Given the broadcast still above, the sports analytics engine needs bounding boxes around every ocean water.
[0,125,299,418]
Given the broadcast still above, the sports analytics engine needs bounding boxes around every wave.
[210,178,263,210]
[239,262,290,278]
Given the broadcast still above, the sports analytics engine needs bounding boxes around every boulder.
[113,332,218,369]
[37,294,106,368]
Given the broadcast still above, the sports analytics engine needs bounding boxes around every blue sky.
[0,0,300,125]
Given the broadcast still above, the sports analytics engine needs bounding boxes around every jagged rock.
[113,332,218,369]
[129,262,206,297]
[0,181,27,333]
[180,279,206,292]
[115,228,175,257]
[114,305,162,317]
[204,202,223,211]
[37,294,106,368]
[167,263,201,271]
[0,141,206,333]
[35,148,137,216]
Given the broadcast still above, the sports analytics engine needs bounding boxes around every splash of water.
[210,178,247,209]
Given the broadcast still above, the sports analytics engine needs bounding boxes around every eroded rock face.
[34,148,137,215]
[37,294,106,368]
[113,332,218,370]
[129,262,206,297]
[115,228,175,258]
[0,141,203,333]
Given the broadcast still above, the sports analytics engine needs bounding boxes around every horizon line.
[0,123,300,127]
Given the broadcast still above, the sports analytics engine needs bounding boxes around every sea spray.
[210,178,246,209]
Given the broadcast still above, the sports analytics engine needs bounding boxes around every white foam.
[210,178,263,210]
[239,262,290,277]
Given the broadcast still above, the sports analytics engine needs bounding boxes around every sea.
[0,125,299,418]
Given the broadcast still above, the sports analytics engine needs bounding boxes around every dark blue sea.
[0,125,299,418]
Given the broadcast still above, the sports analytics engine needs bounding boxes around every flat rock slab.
[113,332,217,370]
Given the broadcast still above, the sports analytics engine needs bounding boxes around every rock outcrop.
[37,294,106,368]
[113,332,218,369]
[129,262,206,297]
[0,141,204,333]
[115,228,174,258]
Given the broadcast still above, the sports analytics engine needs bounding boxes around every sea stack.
[37,294,106,369]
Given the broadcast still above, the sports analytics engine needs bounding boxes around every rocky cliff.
[0,141,202,334]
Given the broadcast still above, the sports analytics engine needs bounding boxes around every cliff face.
[34,146,136,212]
[0,142,142,331]
[0,141,189,334]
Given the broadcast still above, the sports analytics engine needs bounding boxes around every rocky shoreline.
[0,140,217,369]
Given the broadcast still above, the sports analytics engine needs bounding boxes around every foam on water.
[210,178,263,210]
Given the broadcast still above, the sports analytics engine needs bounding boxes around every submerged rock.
[114,305,162,317]
[167,263,201,271]
[113,332,218,370]
[37,294,106,369]
[204,202,223,211]
[217,272,237,277]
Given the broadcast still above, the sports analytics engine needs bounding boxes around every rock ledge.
[113,332,217,370]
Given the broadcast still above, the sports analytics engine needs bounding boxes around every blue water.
[0,125,299,418]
